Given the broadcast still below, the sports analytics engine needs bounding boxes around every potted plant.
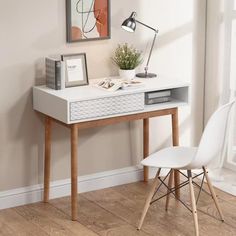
[112,43,142,80]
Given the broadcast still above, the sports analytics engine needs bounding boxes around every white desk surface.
[34,76,189,102]
[33,76,190,124]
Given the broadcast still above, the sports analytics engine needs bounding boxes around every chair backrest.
[191,100,235,168]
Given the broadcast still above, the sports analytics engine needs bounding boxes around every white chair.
[138,100,235,236]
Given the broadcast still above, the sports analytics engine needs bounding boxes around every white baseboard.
[0,166,162,210]
[224,161,236,172]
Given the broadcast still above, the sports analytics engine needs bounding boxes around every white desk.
[33,77,189,221]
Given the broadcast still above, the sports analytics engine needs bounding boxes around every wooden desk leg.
[71,124,78,221]
[171,108,180,199]
[44,116,52,203]
[143,118,149,182]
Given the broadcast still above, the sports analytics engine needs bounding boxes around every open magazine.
[94,78,144,92]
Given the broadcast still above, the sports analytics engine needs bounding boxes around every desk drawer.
[70,93,144,121]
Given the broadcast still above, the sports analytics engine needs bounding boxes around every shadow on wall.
[129,21,197,164]
[204,0,225,123]
[129,116,191,165]
[130,22,193,70]
[0,64,39,190]
[158,22,193,48]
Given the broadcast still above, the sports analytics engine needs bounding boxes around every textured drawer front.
[70,93,144,121]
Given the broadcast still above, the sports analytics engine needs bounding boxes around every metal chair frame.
[150,169,209,213]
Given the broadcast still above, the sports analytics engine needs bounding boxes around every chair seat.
[141,146,198,169]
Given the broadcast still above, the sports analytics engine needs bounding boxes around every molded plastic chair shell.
[141,100,235,170]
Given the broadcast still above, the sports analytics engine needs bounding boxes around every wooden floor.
[0,180,236,236]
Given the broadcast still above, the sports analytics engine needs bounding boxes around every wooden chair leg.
[203,166,224,222]
[165,169,174,211]
[138,168,161,230]
[188,170,199,236]
[171,108,180,199]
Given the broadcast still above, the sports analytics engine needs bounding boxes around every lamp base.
[136,72,157,78]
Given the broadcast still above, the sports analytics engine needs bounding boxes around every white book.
[146,90,171,99]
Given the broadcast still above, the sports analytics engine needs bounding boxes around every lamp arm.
[135,19,158,75]
[136,19,158,33]
[145,32,157,74]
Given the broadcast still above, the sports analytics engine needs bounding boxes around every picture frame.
[66,0,111,42]
[61,53,89,87]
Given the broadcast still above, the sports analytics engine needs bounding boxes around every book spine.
[46,58,56,89]
[46,57,65,90]
[55,61,61,90]
[145,96,171,105]
[146,90,171,99]
[60,61,65,90]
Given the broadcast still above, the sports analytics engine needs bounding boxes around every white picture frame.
[61,53,89,87]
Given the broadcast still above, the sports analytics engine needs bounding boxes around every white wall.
[0,0,206,192]
[204,0,225,122]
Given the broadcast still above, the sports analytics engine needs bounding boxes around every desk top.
[34,77,189,102]
[33,76,190,124]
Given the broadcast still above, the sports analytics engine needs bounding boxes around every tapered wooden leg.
[71,124,78,221]
[138,168,161,230]
[44,116,52,203]
[203,167,224,221]
[165,169,174,211]
[171,108,180,198]
[143,118,149,182]
[188,170,199,236]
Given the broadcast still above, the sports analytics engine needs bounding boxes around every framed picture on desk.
[62,53,89,87]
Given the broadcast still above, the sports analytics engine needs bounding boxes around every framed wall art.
[61,53,89,87]
[66,0,110,42]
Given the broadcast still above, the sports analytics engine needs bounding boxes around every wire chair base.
[150,169,211,213]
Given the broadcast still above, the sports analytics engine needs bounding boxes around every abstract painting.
[66,0,110,42]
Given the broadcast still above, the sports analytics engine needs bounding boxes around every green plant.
[112,43,142,70]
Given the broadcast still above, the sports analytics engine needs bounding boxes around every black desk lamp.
[122,12,158,78]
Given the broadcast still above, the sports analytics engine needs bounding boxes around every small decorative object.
[112,43,142,80]
[66,0,110,42]
[122,12,159,78]
[94,78,143,92]
[61,53,89,87]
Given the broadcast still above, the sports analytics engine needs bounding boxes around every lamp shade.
[121,12,136,32]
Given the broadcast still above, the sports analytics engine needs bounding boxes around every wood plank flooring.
[0,180,236,235]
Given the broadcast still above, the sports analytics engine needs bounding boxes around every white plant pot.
[119,69,135,80]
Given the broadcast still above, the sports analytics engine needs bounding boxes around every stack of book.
[145,90,171,105]
[45,56,65,90]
